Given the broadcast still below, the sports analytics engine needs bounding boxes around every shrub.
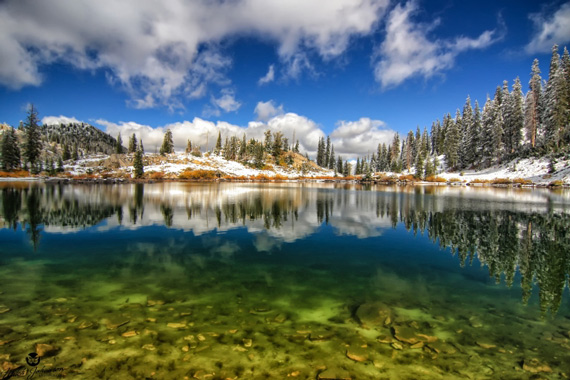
[149,171,165,180]
[549,180,564,187]
[398,174,415,181]
[425,175,447,183]
[0,170,31,178]
[178,169,216,180]
[448,178,462,183]
[513,178,533,185]
[491,178,513,184]
[469,178,490,184]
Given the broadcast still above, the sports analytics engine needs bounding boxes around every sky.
[1,0,570,159]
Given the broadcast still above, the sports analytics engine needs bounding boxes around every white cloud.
[0,0,389,106]
[42,115,83,125]
[373,1,499,89]
[258,65,275,85]
[254,100,284,122]
[204,89,241,117]
[331,118,394,157]
[526,2,570,54]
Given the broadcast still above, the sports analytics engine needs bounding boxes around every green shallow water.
[0,182,569,379]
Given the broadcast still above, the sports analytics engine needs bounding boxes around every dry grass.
[448,178,463,183]
[398,174,416,181]
[513,178,533,185]
[148,171,166,180]
[490,178,513,184]
[178,169,216,180]
[376,174,398,183]
[0,170,31,178]
[549,180,564,187]
[425,175,447,183]
[71,174,99,180]
[469,178,490,184]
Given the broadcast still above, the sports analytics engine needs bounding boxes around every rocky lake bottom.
[0,182,569,379]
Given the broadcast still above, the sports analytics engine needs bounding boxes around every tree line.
[312,44,570,177]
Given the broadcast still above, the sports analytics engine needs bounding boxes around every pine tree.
[128,133,138,153]
[481,96,495,166]
[329,145,336,170]
[561,47,570,144]
[160,129,174,155]
[459,96,474,169]
[23,104,42,169]
[62,144,71,161]
[444,113,460,169]
[491,91,504,163]
[544,45,565,151]
[471,101,482,166]
[355,158,361,175]
[133,148,144,179]
[390,133,401,172]
[342,161,350,176]
[337,156,343,174]
[186,139,192,154]
[404,131,414,171]
[316,137,325,167]
[294,140,300,153]
[525,59,542,149]
[115,133,123,154]
[264,130,272,152]
[272,131,283,158]
[214,131,222,154]
[324,136,331,168]
[72,144,79,161]
[504,77,524,154]
[239,134,246,159]
[57,156,64,172]
[140,139,144,153]
[1,127,21,171]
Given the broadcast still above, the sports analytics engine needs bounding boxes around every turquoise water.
[0,182,569,379]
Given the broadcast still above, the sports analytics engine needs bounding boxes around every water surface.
[0,182,569,379]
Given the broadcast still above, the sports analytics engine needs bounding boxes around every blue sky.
[1,0,570,158]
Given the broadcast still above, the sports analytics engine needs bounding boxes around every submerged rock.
[142,344,156,351]
[476,341,496,349]
[391,324,438,345]
[309,330,334,342]
[167,322,187,329]
[121,330,138,338]
[346,346,369,362]
[318,368,352,380]
[354,302,393,328]
[35,343,59,357]
[522,358,552,373]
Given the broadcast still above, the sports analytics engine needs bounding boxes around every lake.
[0,182,569,379]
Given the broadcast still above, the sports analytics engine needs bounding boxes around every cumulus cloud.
[258,65,275,85]
[0,0,389,107]
[373,1,499,89]
[204,89,242,117]
[92,110,392,159]
[41,115,83,125]
[254,100,284,122]
[331,118,394,157]
[526,2,570,54]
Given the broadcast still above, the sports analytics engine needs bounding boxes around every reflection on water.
[0,182,569,379]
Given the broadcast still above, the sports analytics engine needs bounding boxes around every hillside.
[41,122,118,155]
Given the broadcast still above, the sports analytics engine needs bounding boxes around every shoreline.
[1,175,568,188]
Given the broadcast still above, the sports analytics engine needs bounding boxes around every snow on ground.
[435,156,570,185]
[61,152,569,184]
[66,152,337,178]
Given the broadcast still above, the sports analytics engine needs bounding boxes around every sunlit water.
[0,182,569,379]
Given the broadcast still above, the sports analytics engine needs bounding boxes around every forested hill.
[41,122,118,156]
